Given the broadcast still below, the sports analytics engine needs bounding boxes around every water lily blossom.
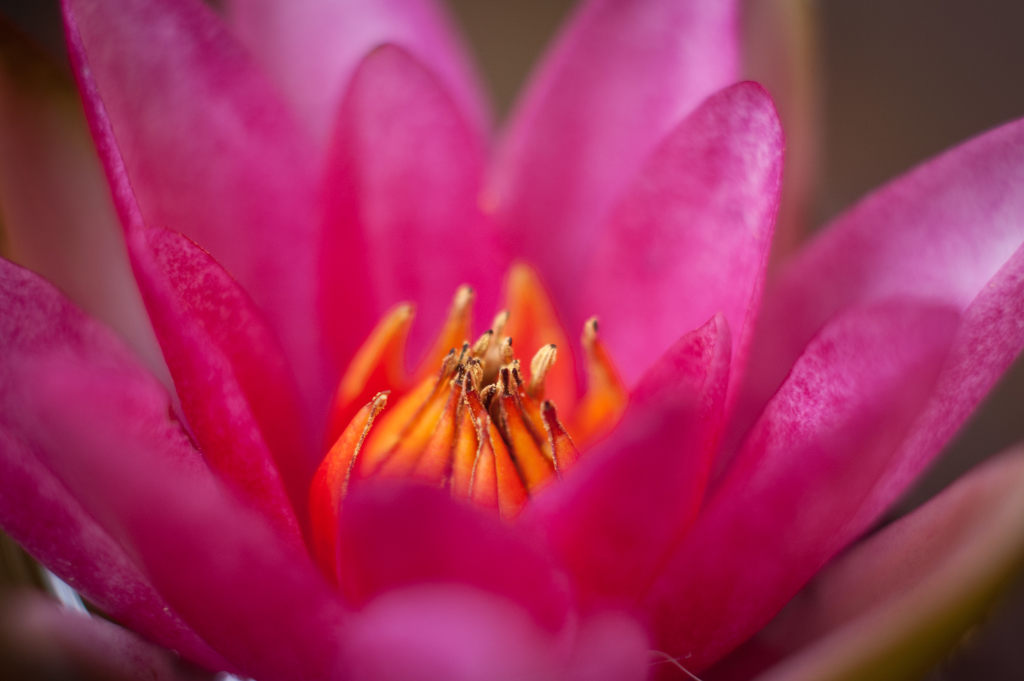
[0,1,1023,680]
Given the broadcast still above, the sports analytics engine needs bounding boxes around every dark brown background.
[2,0,1023,678]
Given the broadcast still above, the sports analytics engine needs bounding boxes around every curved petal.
[642,300,959,672]
[0,593,204,681]
[733,115,1024,529]
[489,0,739,317]
[142,228,313,543]
[225,0,490,149]
[527,314,730,605]
[0,258,230,671]
[336,482,571,633]
[742,0,820,262]
[321,45,501,366]
[563,611,651,681]
[581,81,781,388]
[17,356,350,681]
[742,447,1024,681]
[62,0,329,417]
[346,585,558,681]
[0,18,168,387]
[0,430,231,673]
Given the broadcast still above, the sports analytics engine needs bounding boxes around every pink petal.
[562,611,651,681]
[730,447,1024,681]
[0,258,230,671]
[581,81,781,389]
[18,355,350,681]
[489,0,738,317]
[141,227,313,543]
[641,300,959,672]
[733,115,1024,532]
[346,585,558,681]
[0,19,169,388]
[527,314,731,605]
[321,45,502,365]
[336,482,570,633]
[0,430,231,673]
[62,0,329,417]
[0,593,205,681]
[225,0,489,150]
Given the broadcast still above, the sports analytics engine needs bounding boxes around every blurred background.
[1,0,1023,678]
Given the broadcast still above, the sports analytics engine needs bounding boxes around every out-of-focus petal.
[562,611,651,681]
[0,593,207,681]
[0,19,168,388]
[0,432,230,673]
[734,115,1024,530]
[0,258,229,671]
[225,0,489,150]
[18,356,350,681]
[62,0,329,418]
[346,585,558,681]
[142,228,314,542]
[735,447,1024,681]
[581,82,781,389]
[336,482,570,633]
[321,45,501,366]
[527,315,730,605]
[489,0,738,318]
[742,0,819,262]
[642,300,959,672]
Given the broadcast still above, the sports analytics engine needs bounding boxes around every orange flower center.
[308,264,628,582]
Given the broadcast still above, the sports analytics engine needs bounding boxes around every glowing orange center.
[308,264,628,582]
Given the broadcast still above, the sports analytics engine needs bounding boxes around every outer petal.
[734,115,1024,530]
[0,19,168,387]
[0,593,207,681]
[336,482,571,633]
[581,81,781,388]
[733,448,1024,681]
[489,0,738,316]
[347,586,651,681]
[18,356,350,681]
[527,315,730,605]
[642,300,959,672]
[322,45,502,366]
[143,228,314,542]
[225,0,489,149]
[0,258,229,671]
[62,0,329,417]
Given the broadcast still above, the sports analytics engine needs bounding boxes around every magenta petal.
[527,314,730,605]
[225,0,489,149]
[346,585,558,681]
[562,611,651,681]
[490,0,738,316]
[0,258,230,671]
[581,81,782,387]
[322,45,502,363]
[19,357,349,681]
[140,227,312,543]
[0,22,169,387]
[337,482,570,633]
[62,0,329,415]
[641,300,959,672]
[734,117,1024,504]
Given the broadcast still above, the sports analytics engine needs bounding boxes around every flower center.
[308,265,627,581]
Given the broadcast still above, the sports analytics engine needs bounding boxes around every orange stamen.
[325,304,412,447]
[494,367,556,493]
[571,317,628,447]
[503,263,577,413]
[309,393,387,583]
[412,366,467,484]
[451,369,484,499]
[541,400,580,475]
[413,285,474,381]
[465,379,527,519]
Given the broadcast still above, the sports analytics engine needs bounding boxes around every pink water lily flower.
[1,0,1024,680]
